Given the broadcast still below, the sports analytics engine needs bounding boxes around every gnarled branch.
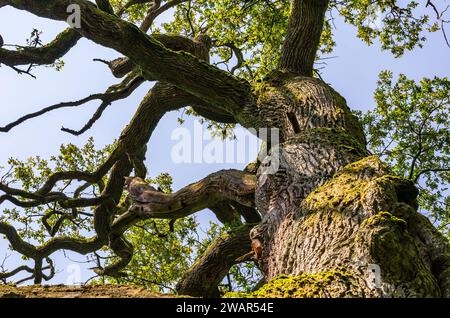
[176,224,254,297]
[0,28,81,67]
[113,170,256,234]
[101,33,211,78]
[6,0,255,116]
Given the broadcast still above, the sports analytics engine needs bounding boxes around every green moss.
[251,73,367,146]
[435,253,450,296]
[361,211,407,229]
[224,270,357,298]
[303,155,417,215]
[244,161,259,174]
[304,156,381,210]
[357,212,437,289]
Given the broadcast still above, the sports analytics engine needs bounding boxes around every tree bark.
[159,69,448,298]
[245,72,449,297]
[1,0,448,298]
[279,0,330,76]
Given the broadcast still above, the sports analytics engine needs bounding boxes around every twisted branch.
[0,29,81,67]
[113,170,256,234]
[0,71,144,134]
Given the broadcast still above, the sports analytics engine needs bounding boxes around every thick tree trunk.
[245,73,449,297]
[5,0,447,298]
[279,0,330,76]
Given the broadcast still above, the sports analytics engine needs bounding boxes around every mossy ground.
[0,284,174,298]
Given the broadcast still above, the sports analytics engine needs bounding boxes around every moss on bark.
[224,270,359,298]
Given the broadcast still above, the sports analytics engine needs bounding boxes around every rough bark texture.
[0,0,448,298]
[0,285,169,298]
[279,0,330,76]
[244,72,449,298]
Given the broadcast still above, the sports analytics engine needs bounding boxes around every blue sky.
[0,4,449,284]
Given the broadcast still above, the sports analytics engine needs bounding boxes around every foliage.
[99,172,200,291]
[178,107,236,140]
[20,28,65,72]
[0,136,259,290]
[25,29,43,47]
[109,0,149,23]
[357,71,450,236]
[161,0,291,80]
[104,217,201,292]
[334,0,438,57]
[112,1,447,80]
[0,138,114,245]
[110,0,448,140]
[106,214,261,293]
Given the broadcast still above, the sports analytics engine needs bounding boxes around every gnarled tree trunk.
[1,0,448,298]
[246,74,449,297]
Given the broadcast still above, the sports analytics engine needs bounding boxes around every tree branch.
[113,170,256,234]
[95,0,114,15]
[0,3,254,283]
[38,237,102,257]
[0,222,37,258]
[92,235,132,278]
[0,265,34,280]
[0,94,102,133]
[6,0,254,115]
[176,224,254,297]
[0,71,144,133]
[0,42,224,281]
[89,81,204,242]
[279,0,330,76]
[140,0,187,32]
[220,43,253,77]
[414,167,450,183]
[0,28,81,67]
[426,0,450,48]
[99,33,211,79]
[61,71,145,135]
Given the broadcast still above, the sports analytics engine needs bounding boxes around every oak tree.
[0,0,449,297]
